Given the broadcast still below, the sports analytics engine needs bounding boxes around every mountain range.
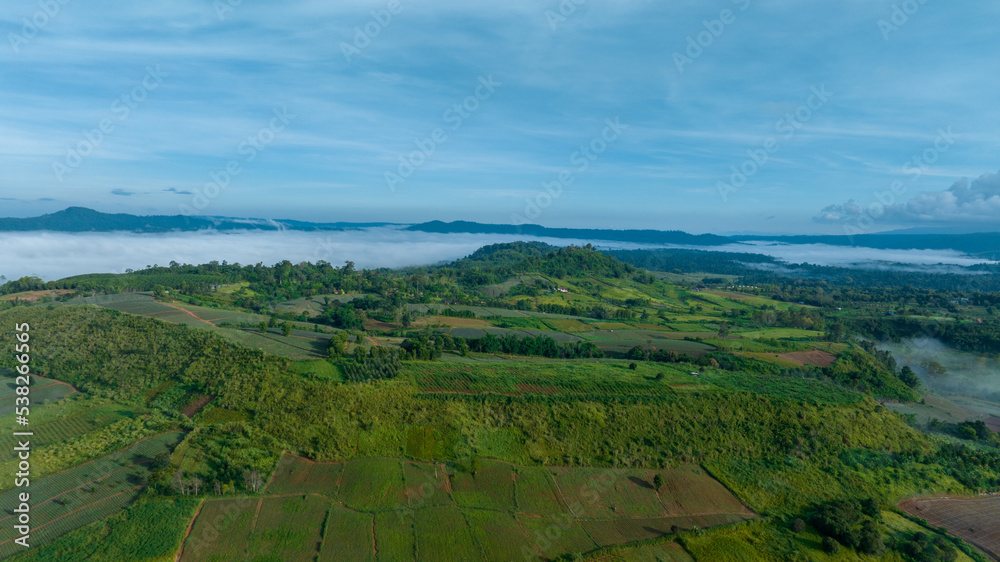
[1,207,999,257]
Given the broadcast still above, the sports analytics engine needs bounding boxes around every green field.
[0,373,77,416]
[0,402,130,463]
[250,495,328,560]
[450,460,516,511]
[0,432,183,557]
[246,453,757,560]
[338,458,406,511]
[319,503,373,561]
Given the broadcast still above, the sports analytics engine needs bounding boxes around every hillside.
[0,244,998,560]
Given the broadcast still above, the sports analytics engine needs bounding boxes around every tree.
[653,474,663,490]
[172,469,186,495]
[150,451,170,470]
[243,469,263,492]
[258,321,268,333]
[717,322,730,339]
[899,365,920,389]
[921,360,947,377]
[328,331,348,357]
[281,322,293,337]
[213,480,222,495]
[189,476,203,495]
[791,518,806,533]
[822,536,840,554]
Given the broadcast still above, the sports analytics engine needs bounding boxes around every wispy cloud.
[0,1,998,232]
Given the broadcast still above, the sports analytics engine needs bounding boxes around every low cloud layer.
[816,170,1000,225]
[0,229,994,283]
[0,229,601,281]
[706,242,994,269]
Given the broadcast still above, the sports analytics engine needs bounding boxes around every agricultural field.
[515,466,570,517]
[578,329,716,355]
[253,453,756,560]
[448,326,583,343]
[0,373,76,415]
[337,458,407,511]
[413,506,482,560]
[450,459,516,511]
[899,495,1000,560]
[179,498,257,561]
[406,360,691,400]
[0,401,130,463]
[318,503,374,561]
[210,327,327,359]
[7,242,1000,560]
[248,495,329,560]
[267,454,343,496]
[590,540,694,561]
[403,461,453,508]
[9,499,201,561]
[0,432,183,557]
[464,509,534,560]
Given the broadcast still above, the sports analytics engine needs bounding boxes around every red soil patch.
[985,416,1000,434]
[412,315,493,328]
[900,495,1000,560]
[162,302,217,326]
[778,350,838,368]
[0,289,72,302]
[181,395,214,418]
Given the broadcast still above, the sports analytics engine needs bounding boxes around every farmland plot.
[375,510,416,561]
[450,460,516,511]
[338,458,407,511]
[900,495,1000,560]
[0,431,183,557]
[267,454,344,496]
[180,498,257,561]
[515,466,571,517]
[319,503,374,561]
[413,507,482,561]
[249,495,328,561]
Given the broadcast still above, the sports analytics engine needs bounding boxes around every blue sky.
[1,0,998,233]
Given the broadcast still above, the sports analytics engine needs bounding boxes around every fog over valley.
[2,229,995,282]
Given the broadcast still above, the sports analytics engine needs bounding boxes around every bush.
[790,518,805,533]
[822,536,840,554]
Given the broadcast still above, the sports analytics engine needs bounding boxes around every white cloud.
[816,170,1000,225]
[1,230,993,283]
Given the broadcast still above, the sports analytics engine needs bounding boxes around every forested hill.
[0,207,393,232]
[443,243,652,285]
[406,220,733,246]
